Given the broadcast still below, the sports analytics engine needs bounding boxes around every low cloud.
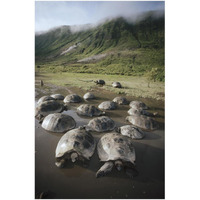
[35,1,164,33]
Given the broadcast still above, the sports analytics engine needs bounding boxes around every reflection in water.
[35,85,164,199]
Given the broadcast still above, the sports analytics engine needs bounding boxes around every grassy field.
[35,16,164,82]
[35,72,164,101]
[35,48,164,81]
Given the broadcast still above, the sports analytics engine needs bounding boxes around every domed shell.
[128,108,154,117]
[118,125,145,139]
[95,80,105,85]
[64,94,82,103]
[129,101,148,110]
[98,101,117,110]
[35,100,65,118]
[112,82,122,88]
[113,97,128,105]
[42,113,76,133]
[128,108,142,115]
[126,114,158,130]
[50,94,64,100]
[86,116,116,132]
[55,127,96,160]
[37,96,55,105]
[97,132,136,164]
[83,92,95,100]
[77,104,105,117]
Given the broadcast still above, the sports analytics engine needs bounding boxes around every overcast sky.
[35,1,165,32]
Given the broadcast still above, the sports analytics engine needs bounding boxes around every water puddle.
[35,84,164,199]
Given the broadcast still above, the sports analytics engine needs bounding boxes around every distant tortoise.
[96,132,137,178]
[85,116,116,132]
[112,82,122,88]
[35,100,67,122]
[113,97,129,105]
[77,104,105,117]
[37,95,55,105]
[63,94,82,103]
[41,113,76,133]
[116,125,145,139]
[50,94,65,100]
[94,79,105,86]
[126,114,158,130]
[40,80,44,87]
[129,101,148,110]
[55,127,96,168]
[98,101,117,110]
[128,108,156,117]
[83,92,95,100]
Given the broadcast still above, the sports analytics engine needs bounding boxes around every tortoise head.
[35,113,45,124]
[101,111,106,116]
[114,127,121,133]
[78,126,85,130]
[83,125,92,132]
[125,116,130,122]
[71,152,78,163]
[63,103,68,111]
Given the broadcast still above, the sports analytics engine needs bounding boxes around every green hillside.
[35,11,165,81]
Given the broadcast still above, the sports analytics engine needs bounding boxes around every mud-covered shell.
[83,92,95,100]
[35,100,65,118]
[129,101,148,110]
[113,97,128,105]
[37,96,55,105]
[63,94,82,103]
[126,114,158,130]
[77,104,105,117]
[112,82,122,88]
[128,108,154,117]
[55,127,96,160]
[98,101,117,110]
[86,116,116,132]
[97,132,136,164]
[42,113,76,133]
[50,94,64,100]
[118,125,145,139]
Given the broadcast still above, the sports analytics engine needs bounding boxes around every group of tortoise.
[94,79,122,88]
[35,81,159,179]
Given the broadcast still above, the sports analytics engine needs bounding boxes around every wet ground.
[35,83,165,199]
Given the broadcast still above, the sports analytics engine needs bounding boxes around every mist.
[35,1,164,33]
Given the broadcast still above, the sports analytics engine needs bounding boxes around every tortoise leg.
[124,167,139,179]
[79,156,89,168]
[96,161,114,178]
[55,159,66,168]
[82,159,90,168]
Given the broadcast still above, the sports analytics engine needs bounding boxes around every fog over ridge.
[35,1,164,33]
[35,9,164,36]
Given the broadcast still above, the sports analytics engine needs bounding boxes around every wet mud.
[35,84,164,199]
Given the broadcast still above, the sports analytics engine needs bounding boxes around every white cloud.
[35,1,164,32]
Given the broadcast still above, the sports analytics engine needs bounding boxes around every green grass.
[35,15,164,82]
[36,48,164,80]
[35,72,165,101]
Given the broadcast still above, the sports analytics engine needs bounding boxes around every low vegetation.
[35,13,165,82]
[35,72,164,101]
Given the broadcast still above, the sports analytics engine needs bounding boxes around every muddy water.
[35,84,164,199]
